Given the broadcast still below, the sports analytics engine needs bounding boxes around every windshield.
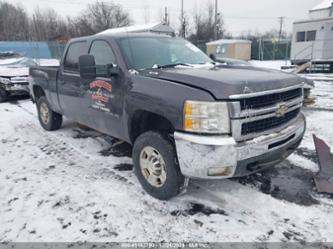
[118,36,212,70]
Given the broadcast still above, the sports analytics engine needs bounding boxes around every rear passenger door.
[58,41,87,122]
[82,39,124,136]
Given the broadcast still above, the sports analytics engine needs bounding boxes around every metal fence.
[0,41,66,59]
[191,39,292,61]
[251,40,291,61]
[0,39,293,62]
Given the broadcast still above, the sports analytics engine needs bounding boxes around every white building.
[291,0,333,64]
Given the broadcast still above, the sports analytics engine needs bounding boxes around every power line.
[224,15,301,20]
[164,7,169,25]
[214,0,218,40]
[180,0,185,38]
[26,0,304,19]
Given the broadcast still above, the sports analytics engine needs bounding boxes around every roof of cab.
[68,32,172,44]
[97,23,175,36]
[95,32,172,39]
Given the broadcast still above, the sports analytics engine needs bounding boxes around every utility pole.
[181,0,185,38]
[214,0,218,40]
[278,16,285,42]
[164,7,169,25]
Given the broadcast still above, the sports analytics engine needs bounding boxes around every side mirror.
[94,64,119,77]
[79,55,96,79]
[209,53,217,62]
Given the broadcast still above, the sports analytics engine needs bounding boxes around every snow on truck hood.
[143,66,303,99]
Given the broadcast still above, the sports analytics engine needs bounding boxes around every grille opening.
[247,162,265,172]
[268,134,296,150]
[241,108,300,135]
[245,137,302,173]
[240,88,302,110]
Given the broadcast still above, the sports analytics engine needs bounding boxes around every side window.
[306,30,316,41]
[89,40,116,65]
[296,32,306,42]
[89,40,116,77]
[63,41,86,72]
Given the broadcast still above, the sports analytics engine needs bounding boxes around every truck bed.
[29,66,61,112]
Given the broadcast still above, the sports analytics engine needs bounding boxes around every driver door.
[80,39,124,136]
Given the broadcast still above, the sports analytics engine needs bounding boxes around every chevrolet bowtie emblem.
[243,86,253,94]
[276,103,289,117]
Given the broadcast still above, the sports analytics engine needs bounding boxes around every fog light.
[207,166,233,177]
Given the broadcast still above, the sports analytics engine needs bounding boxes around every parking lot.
[0,80,333,242]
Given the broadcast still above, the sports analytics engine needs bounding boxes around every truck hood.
[142,66,303,99]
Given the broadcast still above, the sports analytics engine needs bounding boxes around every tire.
[37,96,63,131]
[0,88,8,103]
[132,131,185,200]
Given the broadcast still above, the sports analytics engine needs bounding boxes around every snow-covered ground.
[250,60,333,81]
[0,82,333,243]
[250,60,291,70]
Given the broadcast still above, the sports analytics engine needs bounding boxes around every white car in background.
[0,52,59,102]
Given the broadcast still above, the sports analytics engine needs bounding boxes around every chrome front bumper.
[1,76,30,94]
[2,83,30,93]
[6,84,29,92]
[174,113,306,179]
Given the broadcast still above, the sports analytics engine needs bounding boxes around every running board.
[313,135,333,194]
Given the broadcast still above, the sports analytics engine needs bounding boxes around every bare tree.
[0,0,130,41]
[0,2,29,40]
[66,17,81,38]
[143,1,150,24]
[189,3,225,42]
[30,8,67,41]
[238,29,290,42]
[73,1,131,36]
[178,12,190,38]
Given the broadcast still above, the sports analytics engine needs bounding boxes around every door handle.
[58,80,66,85]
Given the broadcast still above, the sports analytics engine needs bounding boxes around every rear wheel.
[132,131,185,200]
[37,96,62,131]
[0,88,8,103]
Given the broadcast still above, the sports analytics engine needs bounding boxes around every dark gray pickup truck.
[29,33,306,200]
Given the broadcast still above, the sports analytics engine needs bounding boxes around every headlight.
[184,100,230,134]
[0,77,11,84]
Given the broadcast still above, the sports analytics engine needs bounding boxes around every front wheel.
[0,88,8,103]
[132,131,185,200]
[37,96,63,131]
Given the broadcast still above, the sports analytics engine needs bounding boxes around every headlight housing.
[0,77,11,84]
[183,100,230,134]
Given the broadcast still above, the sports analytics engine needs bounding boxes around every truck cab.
[30,33,306,200]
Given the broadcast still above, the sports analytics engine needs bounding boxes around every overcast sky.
[9,0,322,35]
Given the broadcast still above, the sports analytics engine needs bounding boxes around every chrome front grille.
[241,108,301,135]
[229,84,304,141]
[239,88,303,110]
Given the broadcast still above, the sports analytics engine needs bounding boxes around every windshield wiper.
[152,63,193,69]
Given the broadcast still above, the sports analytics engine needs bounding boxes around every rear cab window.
[63,41,87,73]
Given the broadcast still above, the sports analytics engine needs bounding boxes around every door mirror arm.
[107,64,120,77]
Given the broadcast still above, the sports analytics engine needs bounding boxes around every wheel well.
[33,85,45,101]
[130,111,175,143]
